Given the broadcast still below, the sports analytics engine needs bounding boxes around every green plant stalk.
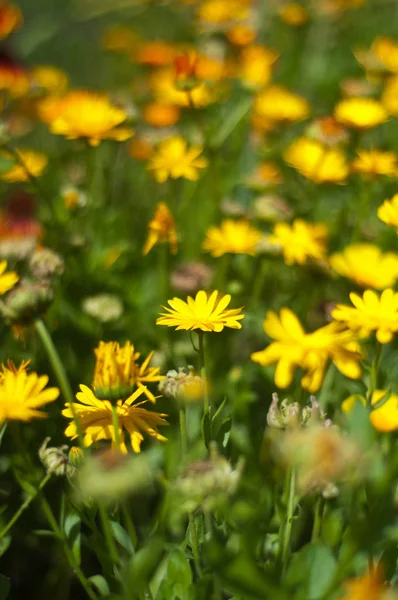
[39,493,99,600]
[311,495,325,541]
[188,513,203,579]
[215,254,230,294]
[34,318,84,447]
[0,473,52,540]
[179,405,188,458]
[98,503,120,567]
[367,342,382,406]
[280,467,296,577]
[197,332,210,413]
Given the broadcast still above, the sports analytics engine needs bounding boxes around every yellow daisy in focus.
[44,90,133,146]
[334,97,388,129]
[269,219,328,265]
[330,244,398,289]
[0,259,18,294]
[157,290,244,332]
[251,308,362,392]
[143,202,178,256]
[283,137,348,184]
[332,289,398,344]
[147,137,208,184]
[0,149,47,182]
[343,390,398,433]
[202,219,263,257]
[254,85,310,124]
[351,149,396,177]
[63,385,168,454]
[0,364,59,422]
[92,341,163,402]
[378,194,398,228]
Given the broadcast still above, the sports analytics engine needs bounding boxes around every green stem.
[39,494,99,600]
[188,514,203,578]
[121,502,138,550]
[280,467,296,577]
[34,318,84,447]
[367,342,382,406]
[98,504,120,567]
[0,473,52,540]
[250,257,268,309]
[215,254,230,294]
[179,405,188,458]
[197,332,209,413]
[311,495,325,542]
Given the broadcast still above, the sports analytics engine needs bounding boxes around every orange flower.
[142,102,181,127]
[0,1,22,40]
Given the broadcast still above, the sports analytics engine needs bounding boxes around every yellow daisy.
[351,149,396,177]
[147,137,208,184]
[0,365,59,422]
[254,85,310,124]
[283,137,348,184]
[143,202,178,256]
[63,385,168,454]
[330,244,398,289]
[0,259,18,294]
[202,219,263,257]
[157,290,244,332]
[0,149,48,182]
[378,194,398,228]
[269,219,328,265]
[332,289,398,344]
[334,97,388,129]
[251,308,362,392]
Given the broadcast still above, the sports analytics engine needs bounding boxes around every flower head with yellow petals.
[0,260,18,294]
[334,97,388,129]
[254,85,310,124]
[284,137,348,184]
[0,149,47,182]
[157,290,244,332]
[351,149,396,177]
[378,194,398,229]
[330,244,398,289]
[147,137,208,184]
[202,219,263,257]
[269,219,328,265]
[143,202,178,256]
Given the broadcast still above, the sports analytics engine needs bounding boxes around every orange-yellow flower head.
[203,219,263,257]
[143,202,178,256]
[157,290,244,332]
[0,58,29,97]
[254,85,310,124]
[251,308,362,392]
[0,362,59,422]
[372,37,398,74]
[0,2,22,40]
[378,194,398,229]
[31,65,68,95]
[92,340,163,403]
[0,149,47,182]
[351,149,397,177]
[238,45,279,90]
[43,90,133,146]
[147,136,208,183]
[62,385,168,454]
[0,259,18,294]
[284,137,348,184]
[197,0,250,25]
[279,3,310,26]
[330,244,398,289]
[269,219,328,265]
[142,102,181,128]
[332,289,398,344]
[149,68,216,108]
[334,97,388,129]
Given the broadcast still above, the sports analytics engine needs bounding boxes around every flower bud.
[30,247,64,278]
[159,366,205,402]
[39,437,75,477]
[68,446,84,468]
[5,279,53,324]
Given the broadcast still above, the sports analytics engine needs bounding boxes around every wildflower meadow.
[1,0,398,598]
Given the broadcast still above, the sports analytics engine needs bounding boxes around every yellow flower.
[197,0,250,24]
[62,385,168,454]
[147,137,208,183]
[334,97,388,129]
[45,90,133,146]
[202,219,263,257]
[378,194,398,228]
[373,37,398,74]
[157,290,244,332]
[143,202,178,256]
[351,149,396,177]
[251,308,362,392]
[0,149,47,182]
[254,85,310,124]
[31,65,68,95]
[341,567,386,600]
[279,3,310,26]
[142,102,181,127]
[92,341,163,402]
[0,364,59,422]
[330,244,398,289]
[332,289,398,344]
[382,75,398,116]
[149,68,215,108]
[238,45,279,90]
[0,1,22,40]
[226,24,257,46]
[342,390,398,433]
[283,137,348,184]
[0,259,18,294]
[269,219,328,265]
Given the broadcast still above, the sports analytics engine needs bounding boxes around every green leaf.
[201,408,211,448]
[167,549,192,587]
[63,510,81,565]
[285,542,337,600]
[110,521,135,556]
[0,158,15,176]
[0,536,10,558]
[88,575,110,598]
[0,574,10,600]
[0,423,7,449]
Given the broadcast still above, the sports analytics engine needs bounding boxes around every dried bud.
[82,294,123,322]
[0,236,37,261]
[30,247,64,278]
[170,262,213,294]
[5,279,54,324]
[159,366,205,402]
[39,438,75,477]
[268,393,329,430]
